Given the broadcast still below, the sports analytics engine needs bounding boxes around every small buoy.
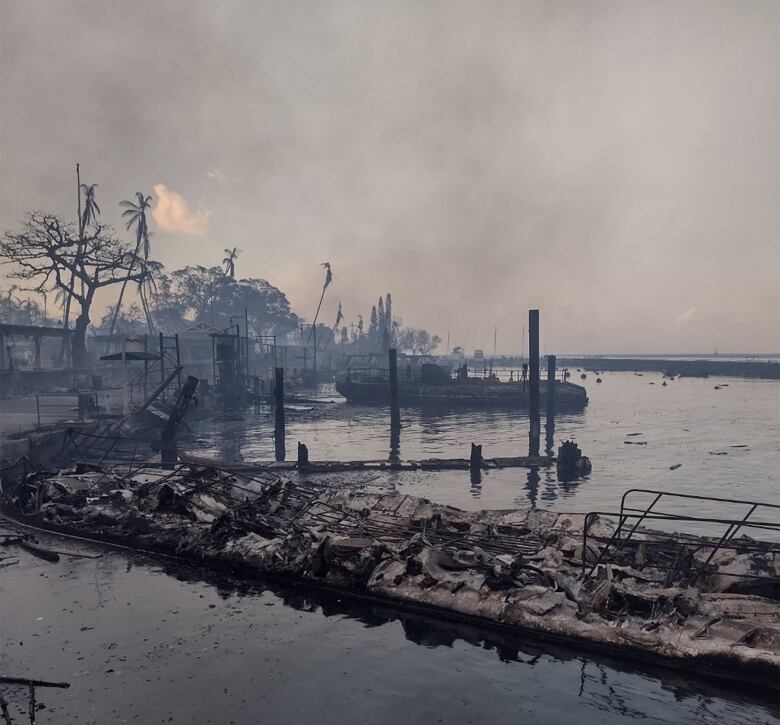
[596,377,602,383]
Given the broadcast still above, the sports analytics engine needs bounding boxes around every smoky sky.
[1,0,778,353]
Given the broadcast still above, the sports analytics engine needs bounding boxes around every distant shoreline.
[453,356,780,379]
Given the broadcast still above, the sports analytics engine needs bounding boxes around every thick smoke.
[1,0,777,352]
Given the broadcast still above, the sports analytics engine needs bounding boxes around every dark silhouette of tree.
[147,265,299,337]
[81,183,101,231]
[222,247,241,279]
[368,304,378,345]
[94,303,145,335]
[307,262,333,371]
[0,287,49,325]
[1,212,144,365]
[377,296,386,350]
[398,328,441,356]
[112,192,152,334]
[62,180,101,334]
[320,301,344,355]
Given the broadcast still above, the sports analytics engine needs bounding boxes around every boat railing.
[582,488,780,585]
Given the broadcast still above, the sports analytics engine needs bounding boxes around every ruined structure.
[2,462,777,690]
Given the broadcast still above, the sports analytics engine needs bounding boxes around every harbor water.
[187,371,780,522]
[1,540,777,724]
[2,369,778,723]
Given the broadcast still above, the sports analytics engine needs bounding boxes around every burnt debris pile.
[1,464,778,687]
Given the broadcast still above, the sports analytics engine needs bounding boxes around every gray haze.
[1,0,778,353]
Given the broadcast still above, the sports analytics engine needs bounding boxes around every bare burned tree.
[1,211,144,366]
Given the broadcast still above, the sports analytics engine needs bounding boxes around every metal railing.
[582,488,780,584]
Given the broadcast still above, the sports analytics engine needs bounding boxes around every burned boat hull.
[335,378,588,409]
[4,465,777,691]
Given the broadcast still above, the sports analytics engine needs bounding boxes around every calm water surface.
[4,371,777,724]
[188,371,780,520]
[1,541,777,724]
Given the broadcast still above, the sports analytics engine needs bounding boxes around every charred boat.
[336,360,588,409]
[2,464,778,690]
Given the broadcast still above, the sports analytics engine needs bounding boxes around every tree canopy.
[1,211,144,363]
[145,265,299,338]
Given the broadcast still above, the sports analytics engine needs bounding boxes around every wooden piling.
[469,443,482,470]
[528,309,540,456]
[389,348,400,429]
[274,367,286,461]
[297,442,309,467]
[469,443,483,486]
[546,354,556,454]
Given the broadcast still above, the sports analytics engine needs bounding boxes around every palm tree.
[307,262,333,373]
[321,300,344,355]
[38,288,48,323]
[80,183,100,237]
[53,287,68,314]
[0,285,19,321]
[137,259,163,333]
[222,247,241,279]
[111,192,152,334]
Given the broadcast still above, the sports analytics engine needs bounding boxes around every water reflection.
[469,464,482,498]
[389,424,400,464]
[186,373,779,524]
[524,466,540,508]
[211,420,247,462]
[160,557,779,720]
[545,409,555,455]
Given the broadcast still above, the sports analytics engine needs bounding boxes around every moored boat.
[336,360,588,409]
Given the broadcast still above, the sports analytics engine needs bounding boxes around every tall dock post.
[545,354,556,454]
[274,366,286,461]
[389,348,401,430]
[528,309,540,457]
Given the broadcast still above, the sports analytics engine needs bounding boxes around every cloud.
[152,184,209,235]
